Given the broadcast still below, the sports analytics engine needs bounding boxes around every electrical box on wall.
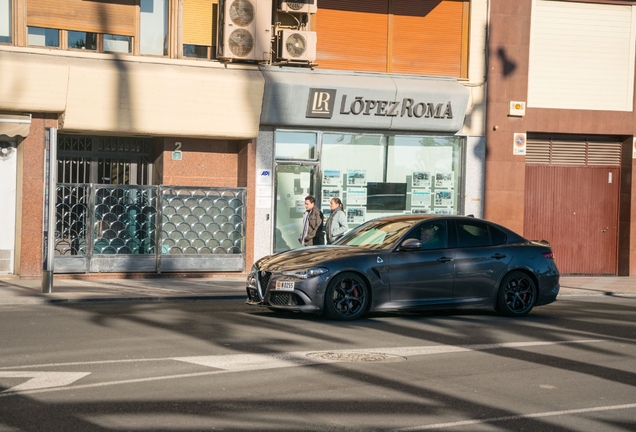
[508,101,526,117]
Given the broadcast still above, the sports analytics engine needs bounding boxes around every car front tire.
[323,272,369,321]
[496,271,537,317]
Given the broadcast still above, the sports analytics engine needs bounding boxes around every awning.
[0,114,32,139]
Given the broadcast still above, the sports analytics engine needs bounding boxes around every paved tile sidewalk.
[0,275,634,306]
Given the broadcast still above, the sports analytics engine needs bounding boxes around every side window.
[0,0,11,44]
[456,221,490,248]
[404,221,448,250]
[489,226,507,245]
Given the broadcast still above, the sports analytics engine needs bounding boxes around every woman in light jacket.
[325,198,347,244]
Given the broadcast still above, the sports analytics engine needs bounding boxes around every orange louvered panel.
[391,0,465,77]
[315,0,390,72]
[27,0,136,36]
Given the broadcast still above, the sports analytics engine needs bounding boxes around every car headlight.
[281,267,329,279]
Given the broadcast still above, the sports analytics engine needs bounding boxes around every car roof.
[367,214,526,240]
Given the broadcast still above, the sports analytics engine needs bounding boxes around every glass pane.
[388,136,462,215]
[321,133,385,228]
[183,44,208,58]
[275,130,317,159]
[274,164,315,253]
[140,0,168,56]
[104,34,132,53]
[0,0,11,43]
[68,31,97,50]
[27,27,59,47]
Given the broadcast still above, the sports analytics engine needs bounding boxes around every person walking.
[299,195,324,246]
[325,198,347,244]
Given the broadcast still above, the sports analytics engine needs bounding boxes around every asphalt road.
[1,295,635,431]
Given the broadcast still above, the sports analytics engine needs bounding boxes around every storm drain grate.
[306,352,406,363]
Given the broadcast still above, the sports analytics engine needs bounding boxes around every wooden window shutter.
[183,0,217,46]
[26,0,136,36]
[391,0,467,77]
[315,0,390,73]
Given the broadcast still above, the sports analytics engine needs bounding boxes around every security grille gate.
[524,138,621,275]
[54,135,246,273]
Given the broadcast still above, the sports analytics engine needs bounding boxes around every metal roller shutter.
[183,0,217,47]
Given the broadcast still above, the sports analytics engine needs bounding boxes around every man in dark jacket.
[299,195,324,246]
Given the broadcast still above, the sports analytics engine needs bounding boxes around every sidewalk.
[0,275,247,305]
[0,275,634,306]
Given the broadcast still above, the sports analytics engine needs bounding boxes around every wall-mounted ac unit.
[277,30,316,62]
[278,0,317,14]
[217,0,272,61]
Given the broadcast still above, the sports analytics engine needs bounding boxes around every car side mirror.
[400,238,422,251]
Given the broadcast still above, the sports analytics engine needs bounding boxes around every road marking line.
[0,339,602,398]
[394,403,636,431]
[172,339,603,371]
[0,372,90,393]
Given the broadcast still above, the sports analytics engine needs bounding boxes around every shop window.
[387,136,462,216]
[275,131,318,160]
[0,0,10,44]
[68,31,97,50]
[319,132,463,226]
[321,133,386,223]
[27,27,60,47]
[104,34,132,53]
[140,0,169,56]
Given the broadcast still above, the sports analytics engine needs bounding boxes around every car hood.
[256,246,376,271]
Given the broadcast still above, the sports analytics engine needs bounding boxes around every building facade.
[486,0,636,276]
[0,0,486,279]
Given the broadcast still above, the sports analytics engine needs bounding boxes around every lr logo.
[306,88,337,119]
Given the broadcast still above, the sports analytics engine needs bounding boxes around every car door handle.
[491,253,507,260]
[437,257,454,263]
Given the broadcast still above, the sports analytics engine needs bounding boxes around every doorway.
[274,163,317,253]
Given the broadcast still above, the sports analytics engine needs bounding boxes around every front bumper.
[245,269,327,314]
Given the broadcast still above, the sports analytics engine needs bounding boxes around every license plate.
[276,281,295,291]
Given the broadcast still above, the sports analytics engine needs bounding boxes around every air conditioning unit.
[217,0,272,61]
[278,0,317,14]
[277,30,316,62]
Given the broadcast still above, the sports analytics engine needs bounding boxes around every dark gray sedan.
[246,215,560,320]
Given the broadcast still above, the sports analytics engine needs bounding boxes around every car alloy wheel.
[496,271,537,317]
[324,272,368,320]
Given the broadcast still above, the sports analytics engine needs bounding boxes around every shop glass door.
[274,163,317,253]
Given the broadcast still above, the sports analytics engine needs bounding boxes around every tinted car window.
[403,221,448,249]
[456,221,491,248]
[489,226,507,245]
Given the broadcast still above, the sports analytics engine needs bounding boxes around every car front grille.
[269,292,303,306]
[247,287,261,302]
[259,271,272,291]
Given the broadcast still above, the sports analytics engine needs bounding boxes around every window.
[104,34,132,53]
[490,226,507,245]
[182,0,218,59]
[456,221,491,248]
[0,0,10,44]
[184,44,209,58]
[27,27,60,47]
[140,0,169,56]
[404,221,448,250]
[68,31,97,50]
[275,131,318,159]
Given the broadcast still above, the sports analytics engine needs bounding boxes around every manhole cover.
[306,352,406,363]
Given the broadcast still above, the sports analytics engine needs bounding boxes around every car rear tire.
[496,271,537,317]
[323,272,369,320]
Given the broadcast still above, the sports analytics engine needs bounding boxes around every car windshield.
[339,220,417,250]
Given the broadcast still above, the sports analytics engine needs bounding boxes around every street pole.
[42,128,57,293]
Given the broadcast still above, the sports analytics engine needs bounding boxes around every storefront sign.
[307,88,453,120]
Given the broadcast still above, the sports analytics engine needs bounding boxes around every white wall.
[0,143,17,273]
